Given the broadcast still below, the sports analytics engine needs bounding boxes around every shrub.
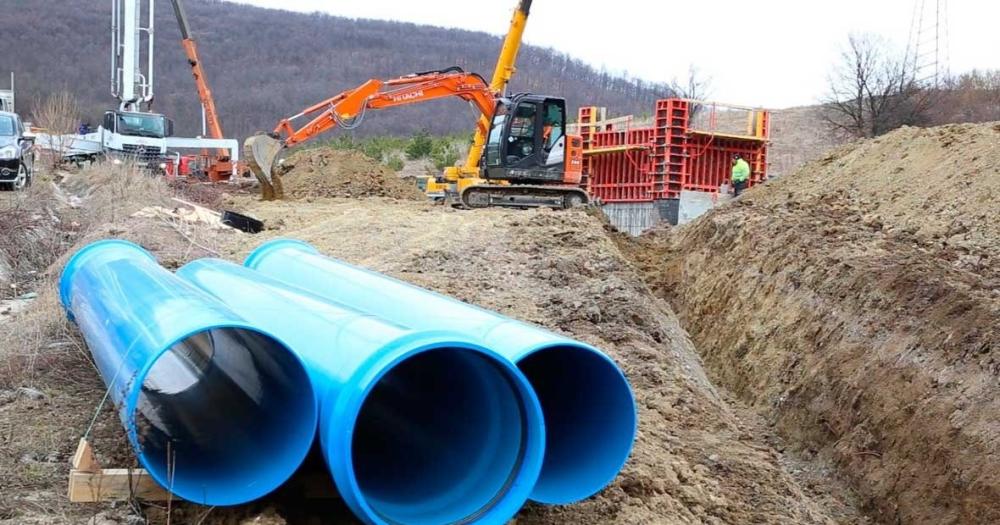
[405,130,433,160]
[430,140,460,171]
[385,154,405,172]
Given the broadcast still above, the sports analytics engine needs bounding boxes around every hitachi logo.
[391,91,424,102]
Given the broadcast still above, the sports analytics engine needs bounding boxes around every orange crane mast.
[169,0,234,181]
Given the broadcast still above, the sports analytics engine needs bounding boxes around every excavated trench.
[624,123,1000,524]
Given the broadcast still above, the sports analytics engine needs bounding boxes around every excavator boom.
[246,69,499,199]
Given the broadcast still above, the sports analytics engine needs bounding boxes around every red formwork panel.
[685,135,768,192]
[579,98,769,203]
[587,128,654,202]
[651,99,690,200]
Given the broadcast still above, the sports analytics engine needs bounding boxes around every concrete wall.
[601,202,661,236]
[602,193,731,235]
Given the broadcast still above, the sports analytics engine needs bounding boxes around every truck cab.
[101,110,175,169]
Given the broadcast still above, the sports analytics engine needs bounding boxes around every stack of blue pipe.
[61,238,637,525]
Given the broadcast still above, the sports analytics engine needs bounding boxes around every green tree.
[405,130,433,160]
[430,140,460,170]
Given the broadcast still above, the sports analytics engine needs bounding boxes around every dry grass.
[0,162,248,524]
[58,161,173,223]
[0,183,76,299]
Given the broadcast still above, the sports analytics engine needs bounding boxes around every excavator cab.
[483,94,568,183]
[460,93,586,209]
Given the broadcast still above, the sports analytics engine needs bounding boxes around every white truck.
[35,110,174,171]
[36,109,238,176]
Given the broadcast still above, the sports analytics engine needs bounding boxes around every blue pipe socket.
[176,259,545,525]
[58,240,318,506]
[244,239,638,505]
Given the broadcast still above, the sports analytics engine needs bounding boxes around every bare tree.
[32,91,81,168]
[822,33,932,138]
[670,65,712,101]
[669,65,712,119]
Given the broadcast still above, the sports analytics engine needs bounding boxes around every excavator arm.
[246,68,499,200]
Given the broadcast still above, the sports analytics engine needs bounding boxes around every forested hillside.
[0,0,674,139]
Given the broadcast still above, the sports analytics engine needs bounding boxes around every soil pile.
[278,148,424,201]
[634,122,1000,524]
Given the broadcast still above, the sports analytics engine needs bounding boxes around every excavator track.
[460,185,589,210]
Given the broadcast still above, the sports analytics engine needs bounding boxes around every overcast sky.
[228,0,1000,109]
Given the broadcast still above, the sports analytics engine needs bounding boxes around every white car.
[0,111,34,190]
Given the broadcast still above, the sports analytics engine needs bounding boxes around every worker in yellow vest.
[731,154,751,196]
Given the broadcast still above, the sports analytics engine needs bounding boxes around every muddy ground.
[0,156,870,523]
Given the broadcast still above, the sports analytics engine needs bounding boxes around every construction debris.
[132,205,228,229]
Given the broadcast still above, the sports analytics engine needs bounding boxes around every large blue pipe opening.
[59,240,317,506]
[244,239,637,504]
[177,259,544,524]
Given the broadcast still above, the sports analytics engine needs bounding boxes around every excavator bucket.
[244,134,285,200]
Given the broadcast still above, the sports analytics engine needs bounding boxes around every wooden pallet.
[68,438,337,503]
[68,438,170,503]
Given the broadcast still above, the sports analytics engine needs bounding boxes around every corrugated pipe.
[176,258,545,525]
[243,239,637,505]
[59,240,318,505]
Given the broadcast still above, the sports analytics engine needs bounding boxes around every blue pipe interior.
[132,327,316,504]
[60,240,317,505]
[516,345,636,504]
[351,348,527,525]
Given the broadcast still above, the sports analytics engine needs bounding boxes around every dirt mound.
[636,122,1000,524]
[278,148,424,200]
[758,123,1000,260]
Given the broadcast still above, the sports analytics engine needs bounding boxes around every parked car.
[0,111,34,190]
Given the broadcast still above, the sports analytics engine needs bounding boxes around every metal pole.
[120,0,137,110]
[146,0,155,107]
[111,0,119,99]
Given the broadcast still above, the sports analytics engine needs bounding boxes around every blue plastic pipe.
[176,258,545,525]
[59,240,318,506]
[244,239,637,505]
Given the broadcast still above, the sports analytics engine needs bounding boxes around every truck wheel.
[12,164,28,191]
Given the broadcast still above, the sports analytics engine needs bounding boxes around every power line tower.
[905,0,950,86]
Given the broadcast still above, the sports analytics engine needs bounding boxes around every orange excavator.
[245,0,588,208]
[169,0,238,181]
